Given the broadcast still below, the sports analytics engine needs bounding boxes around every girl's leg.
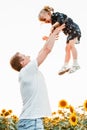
[68,38,80,73]
[64,43,71,64]
[58,43,71,75]
[58,37,80,75]
[69,38,78,63]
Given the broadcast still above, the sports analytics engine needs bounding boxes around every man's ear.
[20,60,24,66]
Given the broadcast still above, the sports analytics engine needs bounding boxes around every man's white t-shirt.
[19,59,51,119]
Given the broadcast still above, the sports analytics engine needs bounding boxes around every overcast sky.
[0,0,87,116]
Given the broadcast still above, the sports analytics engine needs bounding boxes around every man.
[10,24,65,130]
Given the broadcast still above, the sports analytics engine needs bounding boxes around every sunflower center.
[61,101,66,106]
[86,103,87,108]
[71,117,76,122]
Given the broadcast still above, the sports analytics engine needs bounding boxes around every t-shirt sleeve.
[51,12,67,25]
[57,13,67,25]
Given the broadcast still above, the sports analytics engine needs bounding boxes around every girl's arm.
[51,22,60,32]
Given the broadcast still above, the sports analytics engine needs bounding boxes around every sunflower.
[52,111,56,116]
[1,109,6,113]
[58,99,68,108]
[69,113,77,126]
[4,111,10,117]
[69,105,75,113]
[83,100,87,111]
[11,115,19,122]
[8,109,13,114]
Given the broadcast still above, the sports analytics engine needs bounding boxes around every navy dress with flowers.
[51,12,81,43]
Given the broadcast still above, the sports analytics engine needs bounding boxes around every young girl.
[38,6,81,75]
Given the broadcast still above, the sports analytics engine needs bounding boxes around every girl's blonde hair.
[38,6,54,21]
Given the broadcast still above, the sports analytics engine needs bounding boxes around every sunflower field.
[0,100,87,130]
[43,99,87,130]
[0,109,18,130]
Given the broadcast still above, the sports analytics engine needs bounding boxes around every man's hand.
[42,36,49,41]
[42,24,65,41]
[53,23,65,35]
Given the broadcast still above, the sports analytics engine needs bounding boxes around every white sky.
[0,0,87,116]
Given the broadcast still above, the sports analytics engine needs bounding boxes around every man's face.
[18,53,31,67]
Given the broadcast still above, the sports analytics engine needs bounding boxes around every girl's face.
[40,12,51,23]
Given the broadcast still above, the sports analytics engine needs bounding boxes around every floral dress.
[51,12,81,43]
